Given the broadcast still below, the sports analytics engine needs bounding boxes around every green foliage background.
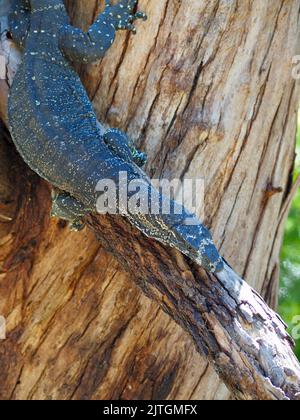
[279,121,300,360]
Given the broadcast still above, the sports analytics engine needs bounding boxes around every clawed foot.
[70,219,86,232]
[51,191,88,232]
[131,148,147,167]
[105,0,147,34]
[103,128,147,167]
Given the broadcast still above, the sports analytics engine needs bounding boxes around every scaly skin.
[8,0,224,273]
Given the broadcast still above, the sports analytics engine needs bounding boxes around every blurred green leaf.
[279,115,300,361]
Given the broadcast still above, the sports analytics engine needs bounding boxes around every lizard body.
[8,0,224,273]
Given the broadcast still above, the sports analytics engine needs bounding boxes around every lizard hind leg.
[103,129,147,167]
[51,191,88,231]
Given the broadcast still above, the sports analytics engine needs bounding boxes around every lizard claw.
[70,219,86,232]
[134,12,147,21]
[127,23,137,34]
[105,0,146,33]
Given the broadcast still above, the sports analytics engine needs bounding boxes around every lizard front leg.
[51,191,90,231]
[59,0,147,64]
[104,0,147,35]
[103,128,147,168]
[9,0,31,49]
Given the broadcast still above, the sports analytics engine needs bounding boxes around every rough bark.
[0,0,300,400]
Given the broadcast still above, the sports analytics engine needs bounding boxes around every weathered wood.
[0,0,300,400]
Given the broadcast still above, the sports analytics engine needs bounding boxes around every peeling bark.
[0,0,300,400]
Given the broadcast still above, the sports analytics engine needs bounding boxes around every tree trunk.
[0,0,300,400]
